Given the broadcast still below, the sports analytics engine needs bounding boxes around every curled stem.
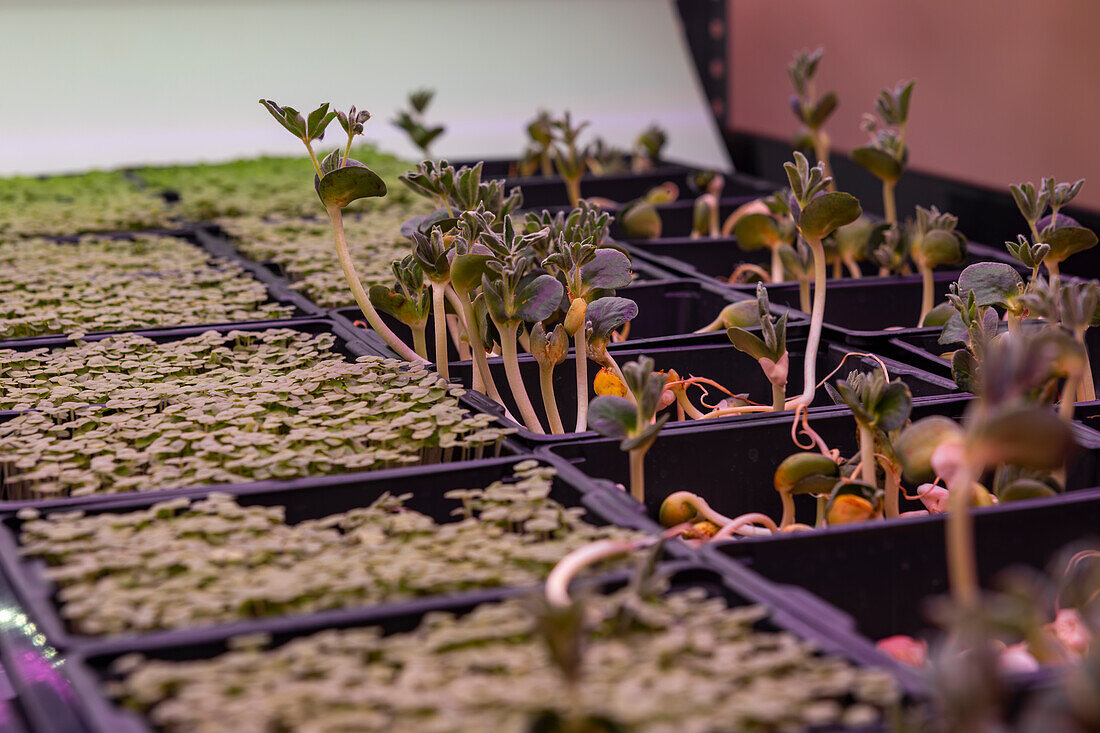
[326,205,425,363]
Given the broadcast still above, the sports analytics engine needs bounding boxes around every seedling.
[783,151,862,406]
[587,356,669,502]
[1010,177,1097,282]
[851,81,914,225]
[896,331,1079,609]
[730,191,796,283]
[552,111,591,207]
[788,48,838,187]
[519,109,556,177]
[259,99,424,363]
[368,254,432,357]
[530,322,570,434]
[632,123,668,172]
[908,206,967,325]
[392,88,445,158]
[727,284,789,410]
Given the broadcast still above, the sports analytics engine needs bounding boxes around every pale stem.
[1078,331,1097,402]
[444,287,472,360]
[1047,259,1062,287]
[796,235,829,406]
[858,423,877,489]
[341,133,354,167]
[811,132,835,191]
[303,139,324,179]
[673,389,708,420]
[918,263,935,327]
[539,364,566,434]
[496,319,545,434]
[411,323,428,360]
[1007,311,1023,339]
[779,491,796,529]
[574,330,590,432]
[711,513,779,540]
[799,278,812,313]
[605,352,638,407]
[843,256,863,279]
[629,447,646,503]
[565,176,582,208]
[945,457,979,609]
[454,290,505,405]
[445,314,471,361]
[546,539,644,608]
[1060,371,1081,423]
[884,462,901,519]
[325,205,425,363]
[540,150,553,177]
[832,260,843,279]
[771,382,786,412]
[815,496,827,528]
[770,246,784,283]
[430,282,450,381]
[882,180,897,225]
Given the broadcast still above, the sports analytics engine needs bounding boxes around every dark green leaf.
[315,160,387,208]
[808,91,838,128]
[732,213,782,251]
[726,327,770,362]
[875,381,913,432]
[951,349,979,393]
[580,248,632,290]
[798,192,862,240]
[1043,225,1098,263]
[620,414,669,453]
[956,262,1023,307]
[850,146,902,183]
[450,253,492,295]
[587,396,636,439]
[586,297,638,340]
[513,274,564,323]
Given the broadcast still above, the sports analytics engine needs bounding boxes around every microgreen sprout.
[368,254,432,358]
[1010,177,1096,283]
[726,284,789,410]
[908,206,967,325]
[391,88,445,158]
[788,48,838,188]
[587,356,670,502]
[632,123,668,172]
[730,191,797,283]
[551,111,591,207]
[851,81,914,225]
[519,110,555,177]
[260,98,424,363]
[783,151,862,406]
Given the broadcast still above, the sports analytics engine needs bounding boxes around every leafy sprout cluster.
[0,170,170,238]
[0,329,510,499]
[18,462,634,635]
[0,234,293,338]
[937,176,1098,398]
[109,577,897,732]
[391,88,446,158]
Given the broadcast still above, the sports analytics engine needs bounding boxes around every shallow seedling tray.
[50,562,921,733]
[0,317,521,510]
[504,165,774,210]
[450,333,958,446]
[546,398,1100,529]
[0,228,317,348]
[0,455,650,655]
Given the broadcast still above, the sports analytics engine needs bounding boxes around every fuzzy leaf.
[315,160,387,208]
[733,214,782,251]
[586,297,638,341]
[726,327,771,362]
[1042,225,1098,263]
[850,146,902,183]
[798,192,862,240]
[580,248,632,290]
[951,349,980,393]
[956,262,1023,307]
[808,91,838,128]
[513,274,564,323]
[919,230,966,268]
[587,396,636,439]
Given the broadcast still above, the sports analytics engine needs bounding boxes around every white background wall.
[1,0,730,174]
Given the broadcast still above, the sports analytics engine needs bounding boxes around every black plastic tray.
[51,562,922,733]
[0,317,521,510]
[0,455,648,655]
[0,228,317,349]
[607,193,762,241]
[450,334,959,446]
[505,167,773,210]
[706,486,1100,643]
[545,398,1100,528]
